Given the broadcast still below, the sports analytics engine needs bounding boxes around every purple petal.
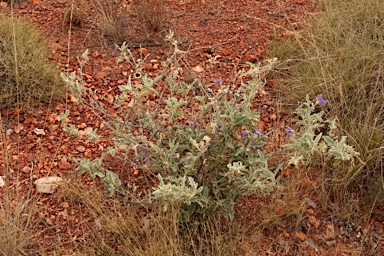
[193,119,197,129]
[250,146,260,152]
[215,78,222,86]
[254,128,264,135]
[241,130,248,137]
[316,94,327,106]
[286,126,294,135]
[113,43,119,51]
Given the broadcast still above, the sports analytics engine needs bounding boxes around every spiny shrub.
[0,14,63,110]
[269,0,384,211]
[60,32,359,223]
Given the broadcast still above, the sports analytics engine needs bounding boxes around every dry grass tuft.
[78,190,247,255]
[0,196,39,255]
[63,0,87,26]
[90,0,132,45]
[132,0,166,33]
[0,14,64,111]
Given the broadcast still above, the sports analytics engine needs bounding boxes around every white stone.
[34,176,64,194]
[0,176,5,187]
[192,65,204,73]
[34,128,46,135]
[6,129,13,136]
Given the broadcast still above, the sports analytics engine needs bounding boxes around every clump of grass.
[63,0,87,26]
[269,0,384,216]
[0,14,64,110]
[75,185,245,255]
[3,0,23,6]
[90,0,132,45]
[0,199,38,256]
[258,170,310,231]
[132,0,166,33]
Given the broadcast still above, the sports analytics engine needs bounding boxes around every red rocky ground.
[0,0,383,255]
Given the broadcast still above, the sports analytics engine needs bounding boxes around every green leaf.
[86,128,99,143]
[102,171,122,196]
[58,110,69,122]
[81,49,89,61]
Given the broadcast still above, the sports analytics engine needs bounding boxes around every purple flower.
[250,146,260,152]
[143,153,148,161]
[316,94,327,106]
[254,128,264,135]
[185,121,190,126]
[215,77,222,86]
[216,125,221,133]
[286,126,294,135]
[193,119,197,129]
[241,130,249,137]
[113,43,119,51]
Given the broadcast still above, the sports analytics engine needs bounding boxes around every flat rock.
[192,65,204,73]
[34,176,64,194]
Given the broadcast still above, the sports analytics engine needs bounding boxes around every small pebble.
[6,129,13,136]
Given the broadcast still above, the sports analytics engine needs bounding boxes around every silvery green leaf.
[118,78,133,93]
[60,72,70,84]
[76,158,105,179]
[58,110,69,122]
[194,95,208,103]
[64,124,80,137]
[105,147,116,157]
[86,128,99,143]
[325,136,359,160]
[153,74,163,84]
[228,211,234,221]
[81,49,89,61]
[102,170,121,196]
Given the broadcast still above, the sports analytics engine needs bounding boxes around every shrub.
[0,14,64,110]
[269,0,384,213]
[60,32,359,223]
